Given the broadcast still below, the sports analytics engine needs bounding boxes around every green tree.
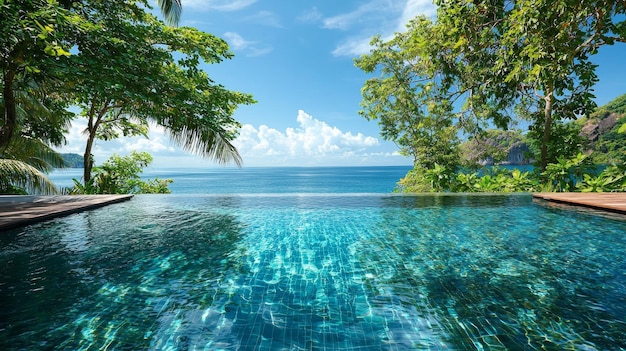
[64,2,254,185]
[1,71,72,194]
[435,0,626,171]
[355,18,461,177]
[361,0,626,187]
[2,1,253,191]
[157,0,182,26]
[0,135,65,194]
[71,151,172,194]
[1,0,79,149]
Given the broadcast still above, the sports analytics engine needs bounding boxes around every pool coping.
[2,193,625,231]
[0,195,134,231]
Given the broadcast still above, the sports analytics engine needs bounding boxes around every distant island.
[60,153,84,168]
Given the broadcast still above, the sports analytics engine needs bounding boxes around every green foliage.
[526,120,588,168]
[0,158,57,194]
[0,134,64,194]
[70,151,172,194]
[590,94,626,120]
[360,0,625,176]
[2,0,254,189]
[395,166,434,193]
[591,119,626,165]
[63,2,255,184]
[355,18,461,174]
[576,166,626,192]
[397,165,539,193]
[396,153,626,194]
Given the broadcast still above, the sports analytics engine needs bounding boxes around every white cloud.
[223,32,252,50]
[55,112,410,168]
[244,11,282,28]
[322,1,383,30]
[332,36,380,57]
[325,0,437,57]
[223,32,273,57]
[181,0,257,11]
[233,110,387,166]
[397,0,437,31]
[297,7,323,23]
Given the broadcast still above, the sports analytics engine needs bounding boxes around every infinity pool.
[1,194,625,350]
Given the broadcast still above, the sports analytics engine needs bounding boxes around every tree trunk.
[83,103,109,185]
[83,134,95,186]
[540,85,554,171]
[83,103,98,185]
[0,68,17,150]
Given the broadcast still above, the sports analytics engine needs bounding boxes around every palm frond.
[167,126,243,167]
[0,159,59,194]
[3,136,67,172]
[157,0,182,26]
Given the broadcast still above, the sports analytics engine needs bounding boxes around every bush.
[70,151,173,194]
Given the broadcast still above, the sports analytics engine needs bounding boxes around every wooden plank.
[532,192,626,214]
[0,195,134,231]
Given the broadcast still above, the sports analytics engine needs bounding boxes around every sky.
[56,0,626,168]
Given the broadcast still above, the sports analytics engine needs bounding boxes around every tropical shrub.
[69,151,172,194]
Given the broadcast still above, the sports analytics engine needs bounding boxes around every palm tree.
[0,136,65,194]
[0,77,70,194]
[158,0,182,26]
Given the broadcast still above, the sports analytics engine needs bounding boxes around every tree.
[0,135,65,194]
[359,0,625,177]
[2,0,254,188]
[64,2,254,185]
[71,151,173,194]
[355,18,461,176]
[157,0,182,26]
[434,0,626,170]
[0,67,72,194]
[1,0,79,150]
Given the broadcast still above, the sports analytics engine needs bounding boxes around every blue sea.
[48,166,414,194]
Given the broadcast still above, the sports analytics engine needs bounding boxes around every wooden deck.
[0,195,134,231]
[532,192,626,215]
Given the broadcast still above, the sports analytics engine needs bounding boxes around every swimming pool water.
[1,194,625,350]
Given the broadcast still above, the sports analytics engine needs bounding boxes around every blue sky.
[57,0,626,168]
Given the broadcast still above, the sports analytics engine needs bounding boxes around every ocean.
[48,166,414,194]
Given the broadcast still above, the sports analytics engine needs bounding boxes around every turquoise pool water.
[1,194,625,350]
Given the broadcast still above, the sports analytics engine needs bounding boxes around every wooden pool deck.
[0,195,133,231]
[532,192,626,215]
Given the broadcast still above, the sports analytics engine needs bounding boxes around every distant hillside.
[579,94,626,164]
[461,93,626,166]
[60,153,84,168]
[461,130,531,166]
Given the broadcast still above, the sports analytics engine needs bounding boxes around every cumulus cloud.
[55,112,410,168]
[233,110,386,166]
[182,0,257,11]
